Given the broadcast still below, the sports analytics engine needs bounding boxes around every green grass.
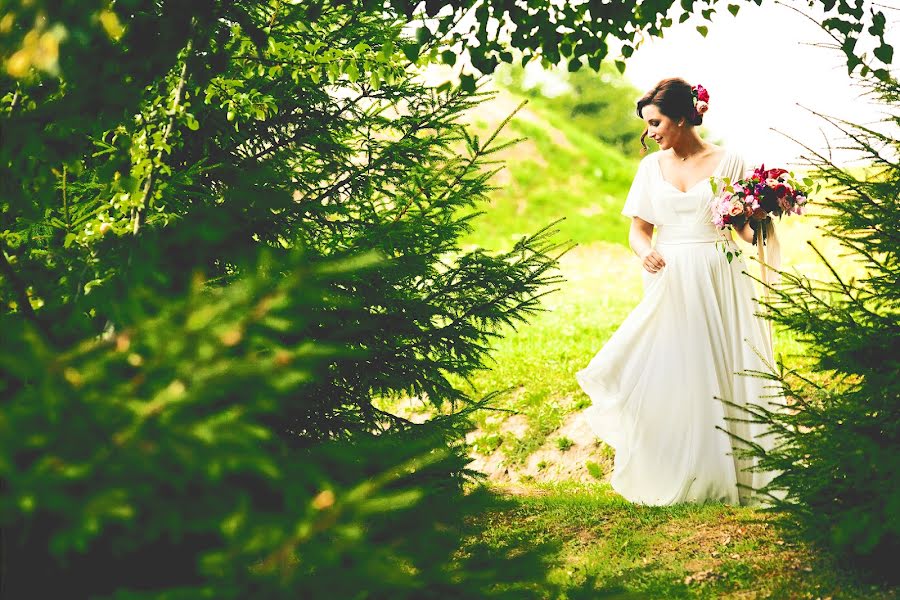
[457,481,896,599]
[555,436,574,452]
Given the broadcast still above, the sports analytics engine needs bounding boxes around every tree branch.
[132,33,195,235]
[0,238,48,338]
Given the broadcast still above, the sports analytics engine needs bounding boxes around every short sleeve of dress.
[724,151,748,184]
[621,157,656,223]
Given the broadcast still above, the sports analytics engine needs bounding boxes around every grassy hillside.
[458,87,637,252]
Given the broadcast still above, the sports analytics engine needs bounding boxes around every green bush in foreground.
[0,2,567,596]
[0,249,565,599]
[740,70,899,583]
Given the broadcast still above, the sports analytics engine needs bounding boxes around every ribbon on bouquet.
[755,219,780,349]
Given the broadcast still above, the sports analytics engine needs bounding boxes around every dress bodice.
[621,149,746,244]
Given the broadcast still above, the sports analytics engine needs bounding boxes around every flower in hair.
[691,84,710,116]
[692,84,709,103]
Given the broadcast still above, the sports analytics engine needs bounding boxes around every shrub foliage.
[0,2,568,596]
[744,72,899,581]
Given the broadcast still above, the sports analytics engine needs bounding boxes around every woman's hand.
[733,221,756,244]
[628,217,666,273]
[639,248,666,273]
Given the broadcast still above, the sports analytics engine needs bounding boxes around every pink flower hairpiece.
[691,84,709,116]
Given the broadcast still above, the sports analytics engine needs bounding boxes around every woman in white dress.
[575,78,780,507]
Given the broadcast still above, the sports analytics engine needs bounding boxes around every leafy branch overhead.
[367,0,894,83]
[1,1,892,93]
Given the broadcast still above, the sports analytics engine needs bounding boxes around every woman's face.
[641,104,683,150]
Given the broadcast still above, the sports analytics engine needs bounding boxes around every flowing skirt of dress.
[575,228,781,506]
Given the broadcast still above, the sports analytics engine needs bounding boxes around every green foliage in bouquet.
[0,1,568,596]
[734,72,899,582]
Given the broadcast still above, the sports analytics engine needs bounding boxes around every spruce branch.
[132,33,195,236]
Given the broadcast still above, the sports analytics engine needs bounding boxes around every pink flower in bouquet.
[729,198,744,216]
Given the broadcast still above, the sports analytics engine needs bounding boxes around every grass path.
[458,481,895,599]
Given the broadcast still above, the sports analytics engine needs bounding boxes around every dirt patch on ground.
[522,410,612,483]
[385,395,613,485]
[466,410,613,485]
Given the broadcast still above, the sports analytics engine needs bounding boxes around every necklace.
[673,145,706,161]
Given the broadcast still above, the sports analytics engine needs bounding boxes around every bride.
[575,77,781,507]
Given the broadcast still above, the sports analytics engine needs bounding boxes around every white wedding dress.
[575,148,781,507]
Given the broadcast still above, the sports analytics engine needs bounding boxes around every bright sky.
[621,1,900,167]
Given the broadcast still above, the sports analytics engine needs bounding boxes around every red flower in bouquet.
[763,166,788,179]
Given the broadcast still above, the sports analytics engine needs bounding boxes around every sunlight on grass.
[447,241,643,463]
[460,481,894,599]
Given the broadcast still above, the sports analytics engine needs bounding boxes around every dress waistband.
[656,224,723,245]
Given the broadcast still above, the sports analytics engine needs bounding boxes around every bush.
[0,2,567,596]
[741,70,899,582]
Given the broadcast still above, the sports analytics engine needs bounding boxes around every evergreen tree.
[738,71,899,581]
[0,2,568,595]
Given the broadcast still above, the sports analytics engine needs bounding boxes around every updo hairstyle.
[636,77,703,151]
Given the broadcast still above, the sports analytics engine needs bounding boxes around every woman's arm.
[629,217,666,273]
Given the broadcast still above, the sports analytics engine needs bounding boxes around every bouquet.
[710,165,819,344]
[710,164,818,248]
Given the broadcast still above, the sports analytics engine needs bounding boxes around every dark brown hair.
[636,77,702,151]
